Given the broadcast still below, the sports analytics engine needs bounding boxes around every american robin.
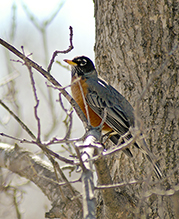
[64,56,162,178]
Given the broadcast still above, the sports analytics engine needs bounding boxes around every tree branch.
[0,37,88,130]
[0,143,82,218]
[47,26,74,72]
[0,100,36,140]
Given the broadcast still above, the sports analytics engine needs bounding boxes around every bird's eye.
[79,58,87,66]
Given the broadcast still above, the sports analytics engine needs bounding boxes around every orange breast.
[71,76,112,132]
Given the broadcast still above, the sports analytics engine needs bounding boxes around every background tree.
[94,0,179,218]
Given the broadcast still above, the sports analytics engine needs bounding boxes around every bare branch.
[46,76,81,91]
[58,93,73,140]
[0,100,36,140]
[47,26,74,72]
[95,179,144,190]
[98,107,107,131]
[75,74,91,126]
[27,65,41,141]
[0,133,33,143]
[35,142,76,165]
[0,133,75,165]
[0,143,82,218]
[0,37,88,129]
[76,128,102,219]
[73,142,86,172]
[53,160,82,208]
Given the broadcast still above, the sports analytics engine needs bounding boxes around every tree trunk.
[94,0,179,218]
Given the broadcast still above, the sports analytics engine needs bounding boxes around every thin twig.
[95,179,144,190]
[45,136,84,145]
[58,93,73,139]
[73,142,86,172]
[13,189,22,219]
[0,133,33,143]
[27,65,41,141]
[46,77,80,91]
[38,173,81,187]
[47,26,74,72]
[37,142,75,165]
[53,160,82,207]
[0,100,36,139]
[76,75,91,126]
[48,157,67,202]
[97,107,107,131]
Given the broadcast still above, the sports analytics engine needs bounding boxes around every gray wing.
[86,78,133,135]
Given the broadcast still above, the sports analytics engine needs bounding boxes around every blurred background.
[0,0,95,218]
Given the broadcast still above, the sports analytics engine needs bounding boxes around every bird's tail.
[145,154,163,179]
[138,139,163,179]
[110,134,163,179]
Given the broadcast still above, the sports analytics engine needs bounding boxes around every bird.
[64,56,162,179]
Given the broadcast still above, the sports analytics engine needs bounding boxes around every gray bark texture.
[94,0,179,218]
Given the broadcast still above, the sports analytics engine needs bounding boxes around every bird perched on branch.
[64,56,162,178]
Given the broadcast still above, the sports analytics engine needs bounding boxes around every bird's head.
[64,56,97,78]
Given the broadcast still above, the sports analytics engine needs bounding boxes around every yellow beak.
[63,59,78,66]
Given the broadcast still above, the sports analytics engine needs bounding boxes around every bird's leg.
[101,131,117,147]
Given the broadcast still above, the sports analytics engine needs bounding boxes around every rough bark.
[94,0,179,218]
